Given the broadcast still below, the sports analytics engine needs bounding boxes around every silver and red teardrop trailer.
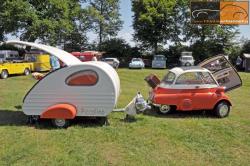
[5,40,120,128]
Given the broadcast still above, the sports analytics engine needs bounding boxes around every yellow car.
[25,53,51,72]
[0,62,33,79]
[0,54,52,79]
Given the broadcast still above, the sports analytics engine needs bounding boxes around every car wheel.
[215,101,230,118]
[185,62,191,66]
[51,119,70,128]
[1,70,8,79]
[157,105,172,114]
[24,68,30,76]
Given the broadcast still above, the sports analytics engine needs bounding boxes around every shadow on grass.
[119,116,145,123]
[0,109,108,129]
[0,110,27,126]
[143,109,216,119]
[35,118,106,130]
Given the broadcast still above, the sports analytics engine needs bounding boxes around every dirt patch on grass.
[100,143,124,166]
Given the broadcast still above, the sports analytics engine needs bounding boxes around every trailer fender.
[41,104,77,119]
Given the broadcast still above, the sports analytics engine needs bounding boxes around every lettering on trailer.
[79,106,106,115]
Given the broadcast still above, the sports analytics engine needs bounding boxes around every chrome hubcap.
[54,119,66,127]
[160,105,171,113]
[2,72,7,78]
[219,105,229,116]
[25,70,29,75]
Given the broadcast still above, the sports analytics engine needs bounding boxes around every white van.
[152,55,166,69]
[0,50,19,63]
[179,52,195,66]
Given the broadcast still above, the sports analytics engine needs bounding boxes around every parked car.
[179,52,195,66]
[152,55,166,69]
[145,55,242,118]
[25,52,51,72]
[0,50,20,62]
[0,62,33,79]
[103,58,120,69]
[71,51,101,62]
[129,58,145,69]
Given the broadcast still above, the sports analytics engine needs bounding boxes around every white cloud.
[117,29,135,46]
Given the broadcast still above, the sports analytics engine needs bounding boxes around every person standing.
[236,56,242,70]
[91,54,98,61]
[50,55,60,71]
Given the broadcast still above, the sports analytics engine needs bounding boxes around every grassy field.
[0,69,250,165]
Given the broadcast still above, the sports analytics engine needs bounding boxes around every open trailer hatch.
[199,55,242,92]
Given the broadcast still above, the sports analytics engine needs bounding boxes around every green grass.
[0,69,250,165]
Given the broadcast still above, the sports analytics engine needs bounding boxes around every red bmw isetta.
[146,56,242,118]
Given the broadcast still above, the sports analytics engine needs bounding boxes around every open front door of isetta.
[199,55,242,92]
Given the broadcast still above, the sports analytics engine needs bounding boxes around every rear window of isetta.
[162,71,217,85]
[162,71,176,84]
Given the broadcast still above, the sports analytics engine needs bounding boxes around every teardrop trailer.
[5,40,120,128]
[145,55,242,118]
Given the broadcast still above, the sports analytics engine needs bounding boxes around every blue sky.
[107,0,250,46]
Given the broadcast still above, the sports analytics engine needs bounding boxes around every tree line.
[0,0,249,62]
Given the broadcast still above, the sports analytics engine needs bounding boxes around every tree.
[0,2,5,41]
[87,0,123,49]
[63,29,88,52]
[132,0,177,53]
[100,38,140,57]
[241,40,250,54]
[173,0,240,60]
[0,0,86,45]
[62,6,90,51]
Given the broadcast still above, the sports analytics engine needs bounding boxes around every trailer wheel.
[51,119,70,128]
[24,68,30,76]
[215,101,230,118]
[1,70,8,79]
[97,117,109,126]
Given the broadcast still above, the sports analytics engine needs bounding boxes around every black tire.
[51,119,70,128]
[185,62,191,66]
[24,68,30,76]
[97,117,109,126]
[1,70,8,79]
[156,105,174,115]
[214,101,230,118]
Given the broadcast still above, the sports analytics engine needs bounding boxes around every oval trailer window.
[66,70,98,86]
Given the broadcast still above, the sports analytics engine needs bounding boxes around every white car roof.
[181,55,193,57]
[105,58,117,60]
[169,67,210,76]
